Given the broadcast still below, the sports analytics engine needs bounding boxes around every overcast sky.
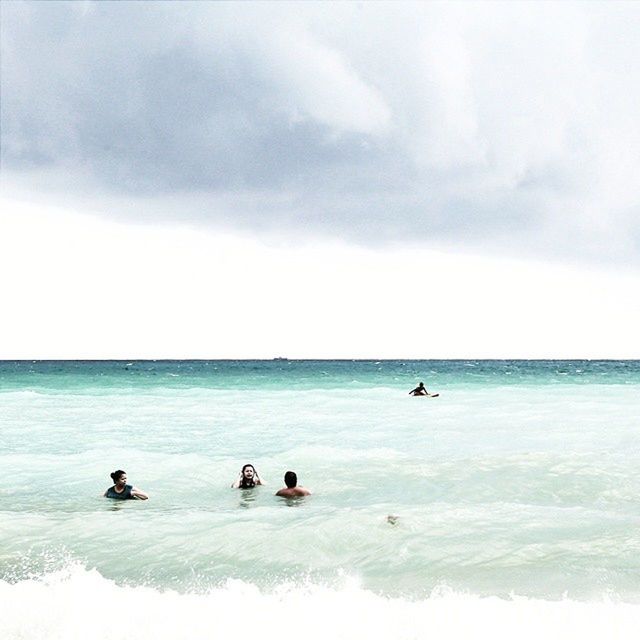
[1,1,639,358]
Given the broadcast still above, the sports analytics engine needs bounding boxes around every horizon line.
[2,358,639,363]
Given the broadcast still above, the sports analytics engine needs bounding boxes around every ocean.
[1,359,639,639]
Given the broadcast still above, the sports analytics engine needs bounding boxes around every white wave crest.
[0,564,638,640]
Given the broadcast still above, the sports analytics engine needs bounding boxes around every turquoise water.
[1,360,639,638]
[1,358,637,391]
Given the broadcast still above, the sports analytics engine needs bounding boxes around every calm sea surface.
[1,360,639,639]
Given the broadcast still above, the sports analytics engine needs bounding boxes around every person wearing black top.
[231,463,265,489]
[104,469,149,500]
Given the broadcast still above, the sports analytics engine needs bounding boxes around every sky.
[1,0,639,359]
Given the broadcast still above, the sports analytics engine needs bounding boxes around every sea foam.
[1,564,638,640]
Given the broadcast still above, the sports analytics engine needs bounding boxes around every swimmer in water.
[409,382,432,396]
[275,471,310,498]
[232,463,264,489]
[104,470,149,500]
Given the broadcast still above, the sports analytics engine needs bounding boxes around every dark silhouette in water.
[409,382,438,397]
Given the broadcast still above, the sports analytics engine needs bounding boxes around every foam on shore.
[1,564,638,640]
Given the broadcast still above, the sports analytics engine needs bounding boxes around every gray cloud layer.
[2,1,640,263]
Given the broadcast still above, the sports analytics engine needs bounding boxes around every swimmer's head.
[238,464,257,489]
[241,464,255,479]
[418,382,424,387]
[284,471,297,488]
[110,470,126,484]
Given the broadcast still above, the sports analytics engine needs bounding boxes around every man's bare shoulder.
[275,487,311,497]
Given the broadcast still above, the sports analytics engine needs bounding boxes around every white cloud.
[1,198,638,359]
[265,24,391,135]
[2,1,640,266]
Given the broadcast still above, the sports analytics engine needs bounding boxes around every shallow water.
[1,360,639,637]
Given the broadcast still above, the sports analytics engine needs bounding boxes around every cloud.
[3,197,639,359]
[2,1,640,264]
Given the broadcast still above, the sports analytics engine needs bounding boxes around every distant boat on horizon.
[273,357,288,361]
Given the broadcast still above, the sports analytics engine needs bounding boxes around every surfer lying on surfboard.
[409,382,439,397]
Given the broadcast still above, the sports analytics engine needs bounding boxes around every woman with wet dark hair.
[231,463,264,489]
[104,470,149,500]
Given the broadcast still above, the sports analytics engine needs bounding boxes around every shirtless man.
[409,382,430,396]
[275,471,310,498]
[409,382,439,398]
